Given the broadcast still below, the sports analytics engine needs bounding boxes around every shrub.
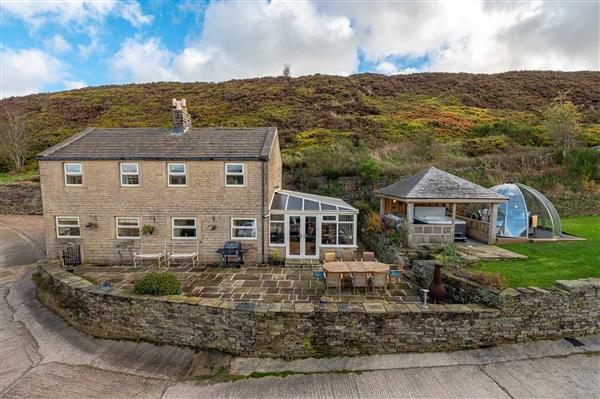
[462,135,510,156]
[469,271,507,290]
[133,272,181,296]
[469,120,542,146]
[567,148,600,181]
[365,211,385,233]
[359,156,383,184]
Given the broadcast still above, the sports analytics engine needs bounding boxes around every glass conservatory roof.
[489,183,562,238]
[269,189,358,213]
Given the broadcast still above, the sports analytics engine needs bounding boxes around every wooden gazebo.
[375,167,507,247]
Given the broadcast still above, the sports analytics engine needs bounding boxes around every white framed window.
[64,163,82,186]
[338,215,355,245]
[120,163,139,186]
[116,217,141,239]
[168,163,187,186]
[56,216,80,238]
[321,215,337,245]
[225,163,245,187]
[321,215,355,246]
[269,214,285,245]
[172,218,197,239]
[231,218,256,240]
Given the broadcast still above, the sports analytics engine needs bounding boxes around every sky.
[1,0,599,98]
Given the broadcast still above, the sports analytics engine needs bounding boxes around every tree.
[282,64,290,77]
[0,105,30,171]
[543,95,581,162]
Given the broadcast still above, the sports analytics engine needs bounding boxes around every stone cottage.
[37,99,358,264]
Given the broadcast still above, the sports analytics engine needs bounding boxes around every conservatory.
[489,183,563,240]
[269,189,358,260]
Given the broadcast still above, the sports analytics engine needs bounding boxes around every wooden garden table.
[322,261,389,274]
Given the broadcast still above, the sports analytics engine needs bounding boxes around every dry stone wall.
[0,181,42,215]
[37,262,600,359]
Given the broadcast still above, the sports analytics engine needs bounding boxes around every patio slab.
[74,265,422,305]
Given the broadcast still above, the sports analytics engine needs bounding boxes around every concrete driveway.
[1,265,599,399]
[0,224,43,269]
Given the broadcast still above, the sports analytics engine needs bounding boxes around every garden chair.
[323,252,337,263]
[369,272,389,294]
[313,270,325,282]
[362,251,376,262]
[341,249,356,262]
[325,271,343,295]
[388,269,401,283]
[133,242,167,267]
[167,241,199,267]
[351,272,369,294]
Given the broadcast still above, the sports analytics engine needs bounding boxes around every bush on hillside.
[462,135,510,156]
[469,120,543,146]
[567,148,600,181]
[359,156,383,184]
[133,272,181,296]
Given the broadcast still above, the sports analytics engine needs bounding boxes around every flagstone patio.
[74,265,422,304]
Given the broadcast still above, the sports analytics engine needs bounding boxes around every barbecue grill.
[216,240,247,267]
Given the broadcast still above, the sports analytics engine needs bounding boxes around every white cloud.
[320,1,599,73]
[119,1,154,28]
[44,34,72,54]
[111,37,174,83]
[0,48,65,98]
[109,0,597,85]
[0,0,152,28]
[63,80,87,90]
[375,61,398,75]
[1,0,152,58]
[111,0,357,83]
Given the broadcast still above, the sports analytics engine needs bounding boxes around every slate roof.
[375,167,507,201]
[37,127,277,161]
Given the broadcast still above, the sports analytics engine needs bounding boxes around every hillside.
[1,71,600,215]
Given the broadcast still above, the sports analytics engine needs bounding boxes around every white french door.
[286,215,319,259]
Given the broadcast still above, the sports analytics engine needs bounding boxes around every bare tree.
[0,105,30,171]
[282,64,290,77]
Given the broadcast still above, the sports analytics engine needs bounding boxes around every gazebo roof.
[375,167,507,202]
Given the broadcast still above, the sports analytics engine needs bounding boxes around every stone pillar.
[489,203,498,244]
[379,198,385,217]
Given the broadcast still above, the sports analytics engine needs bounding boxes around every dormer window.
[225,163,244,187]
[120,163,139,186]
[64,163,82,186]
[168,163,187,186]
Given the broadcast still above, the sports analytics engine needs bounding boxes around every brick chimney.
[172,98,191,134]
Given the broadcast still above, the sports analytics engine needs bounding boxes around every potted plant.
[141,225,155,237]
[270,249,282,266]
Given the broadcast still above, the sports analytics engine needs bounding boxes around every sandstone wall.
[39,159,277,264]
[37,262,600,359]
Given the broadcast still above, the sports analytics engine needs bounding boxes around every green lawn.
[472,216,600,288]
[0,169,38,184]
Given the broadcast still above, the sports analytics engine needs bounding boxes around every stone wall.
[412,260,504,307]
[0,181,42,215]
[37,262,600,359]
